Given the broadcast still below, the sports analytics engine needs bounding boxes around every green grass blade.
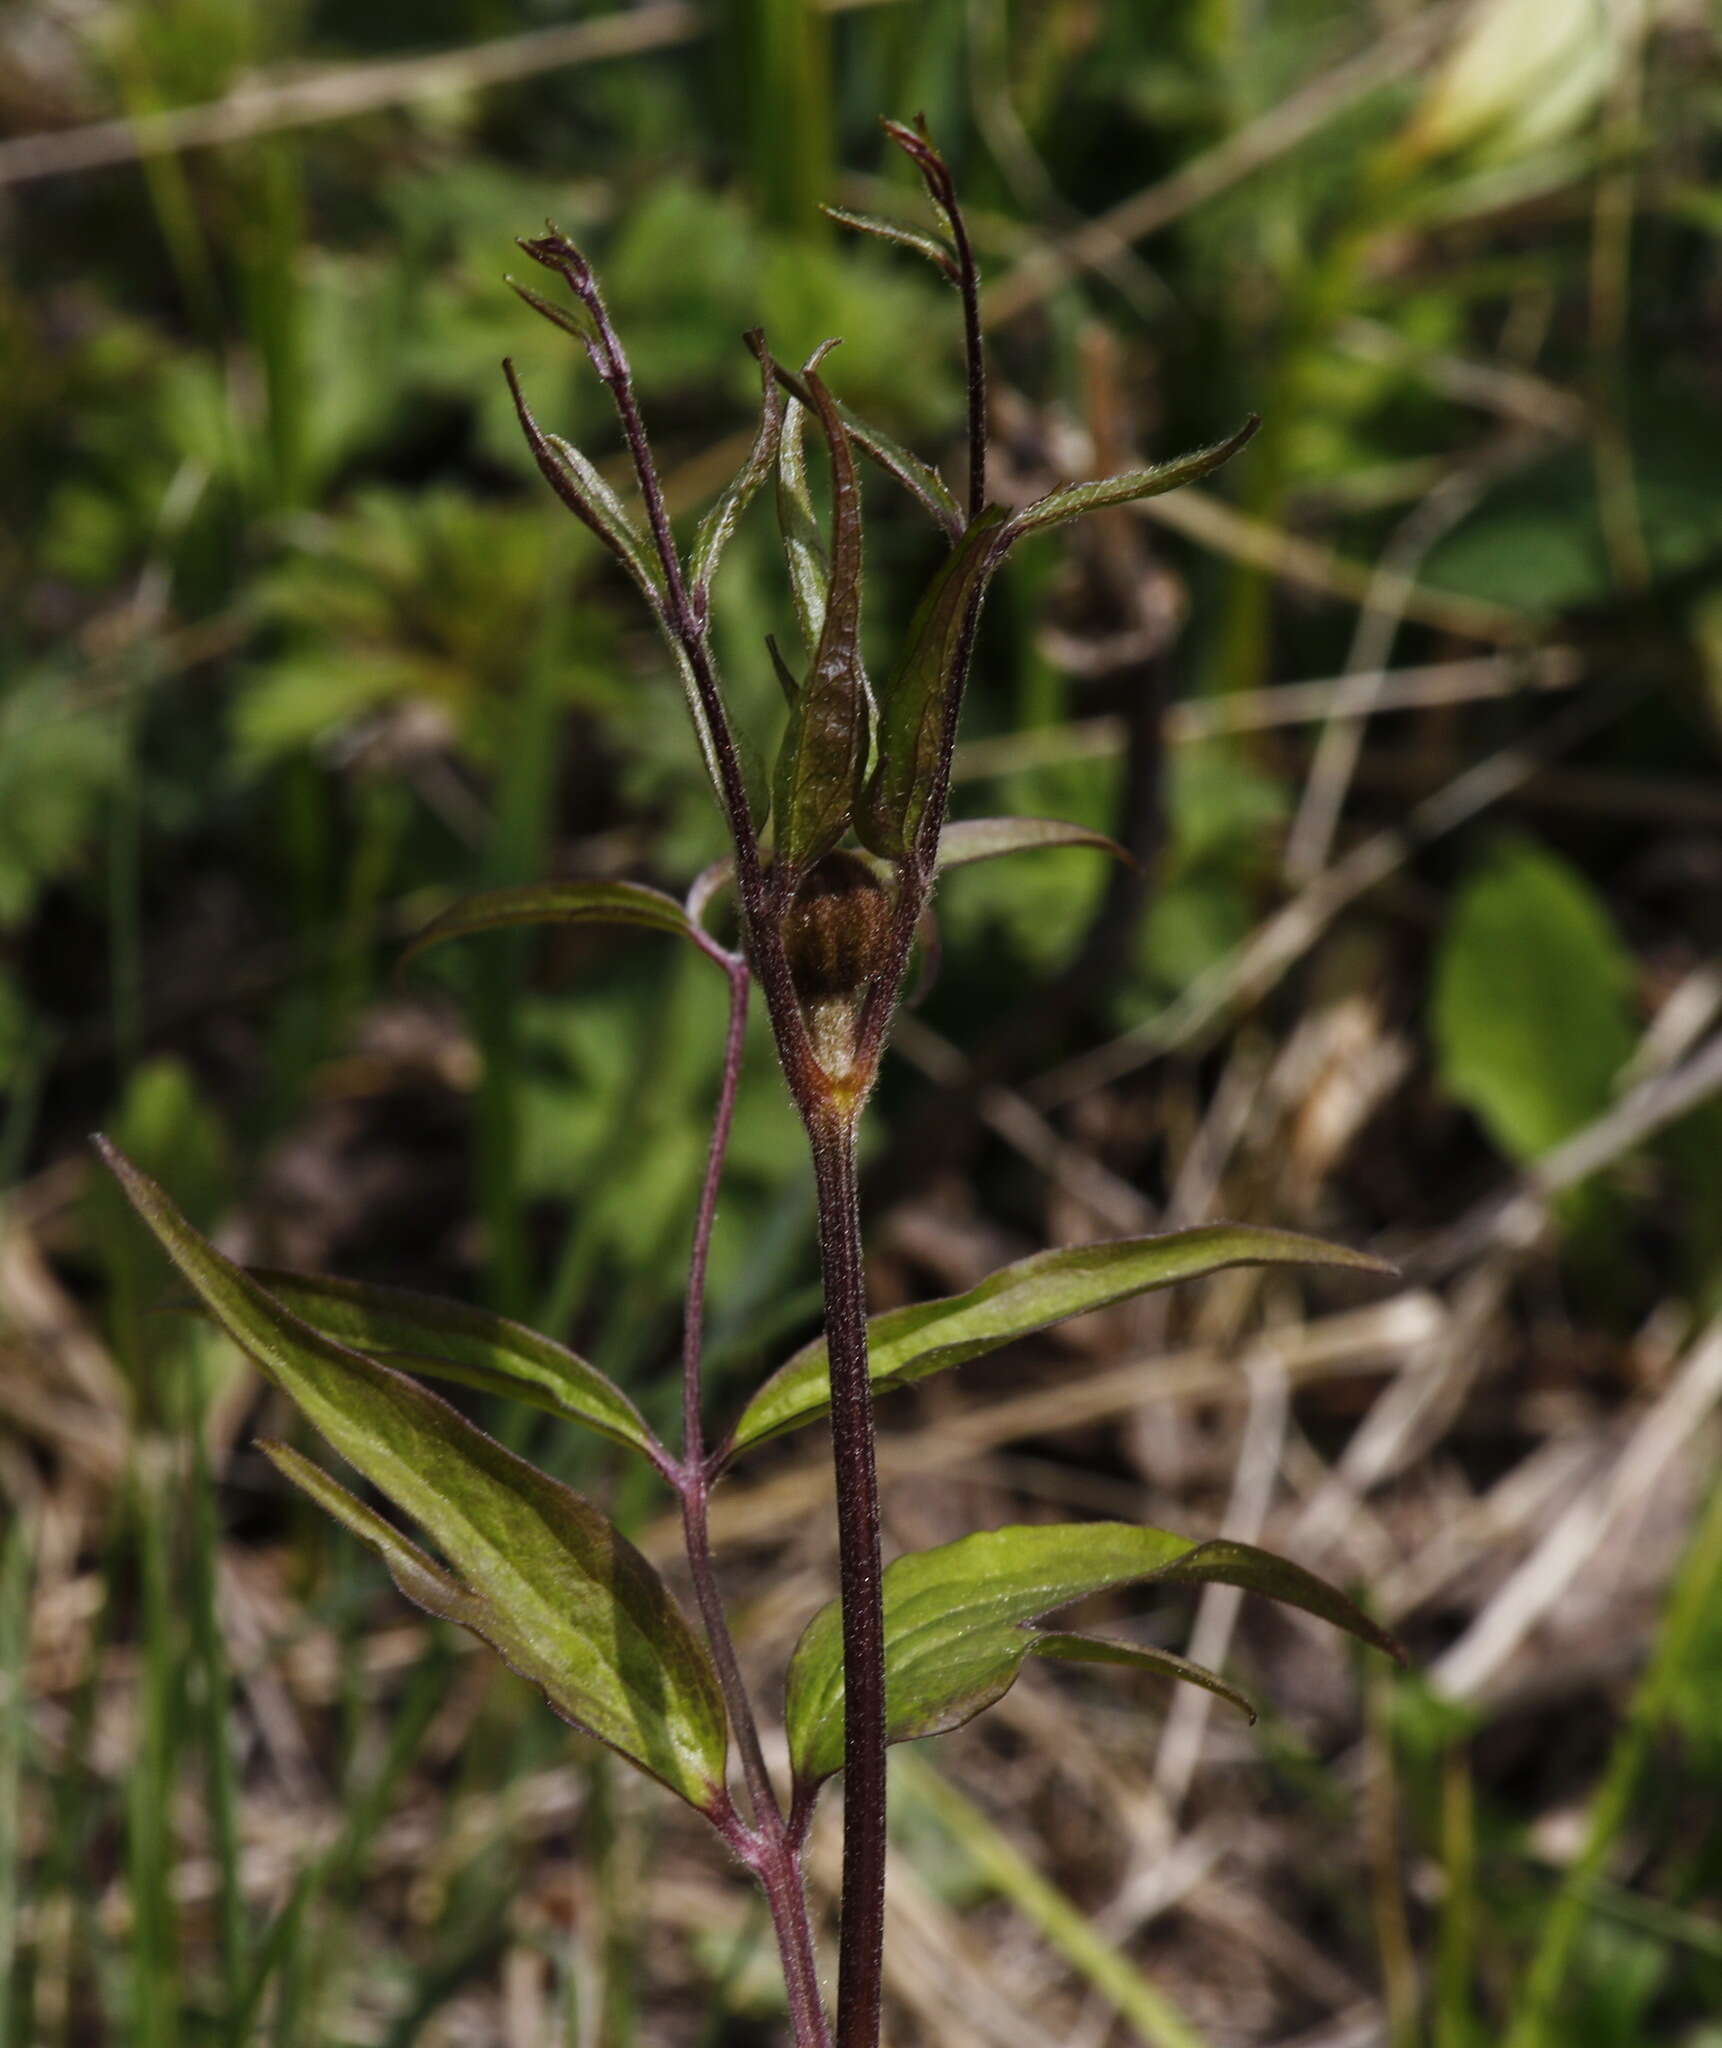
[893,1750,1213,2048]
[1504,1476,1722,2048]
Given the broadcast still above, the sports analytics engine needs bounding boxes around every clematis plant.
[102,120,1401,2048]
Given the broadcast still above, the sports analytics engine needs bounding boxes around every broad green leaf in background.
[1432,836,1637,1164]
[99,1143,729,1812]
[937,816,1135,871]
[0,675,123,928]
[399,880,713,978]
[855,507,1010,861]
[1002,418,1259,543]
[722,1224,1393,1459]
[240,1269,663,1464]
[771,357,869,873]
[786,1521,1403,1786]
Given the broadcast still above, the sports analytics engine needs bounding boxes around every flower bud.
[783,852,893,1003]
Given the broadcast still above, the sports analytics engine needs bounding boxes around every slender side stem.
[805,1111,887,2048]
[707,1793,830,2048]
[521,234,776,924]
[678,954,835,2047]
[757,1832,835,2048]
[678,955,782,1833]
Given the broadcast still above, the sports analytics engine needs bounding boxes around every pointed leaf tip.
[398,880,709,980]
[725,1221,1393,1459]
[855,507,1010,861]
[785,1520,1387,1786]
[937,816,1138,872]
[1006,416,1262,543]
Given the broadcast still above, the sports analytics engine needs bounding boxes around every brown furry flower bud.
[783,852,893,1003]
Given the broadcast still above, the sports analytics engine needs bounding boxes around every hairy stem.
[806,1110,887,2048]
[678,954,781,1831]
[527,232,771,908]
[757,1833,835,2048]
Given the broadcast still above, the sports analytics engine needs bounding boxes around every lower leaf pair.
[100,1138,1402,1833]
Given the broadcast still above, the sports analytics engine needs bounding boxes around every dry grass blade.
[984,3,1465,325]
[1431,1313,1722,1702]
[1031,687,1634,1108]
[0,0,903,187]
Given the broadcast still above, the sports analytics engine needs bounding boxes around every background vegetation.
[3,0,1721,2041]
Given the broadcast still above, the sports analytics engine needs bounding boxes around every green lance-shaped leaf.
[771,355,868,875]
[99,1142,729,1812]
[398,879,711,979]
[723,1224,1393,1460]
[836,400,963,541]
[786,1521,1403,1787]
[822,204,960,281]
[503,360,664,602]
[776,384,828,652]
[505,364,754,816]
[854,507,1011,862]
[937,816,1136,871]
[1004,417,1260,544]
[690,332,783,612]
[765,633,799,706]
[241,1269,661,1464]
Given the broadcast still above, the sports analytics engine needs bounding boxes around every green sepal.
[776,383,828,652]
[854,508,1010,861]
[770,356,869,875]
[690,332,783,610]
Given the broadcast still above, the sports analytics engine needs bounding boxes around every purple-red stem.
[676,951,834,2048]
[678,953,780,1831]
[710,1795,831,2048]
[525,205,998,2048]
[805,1109,888,2048]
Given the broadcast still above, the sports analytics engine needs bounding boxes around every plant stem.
[948,188,986,522]
[805,1109,887,2048]
[678,953,834,2045]
[756,1831,835,2048]
[677,954,783,1833]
